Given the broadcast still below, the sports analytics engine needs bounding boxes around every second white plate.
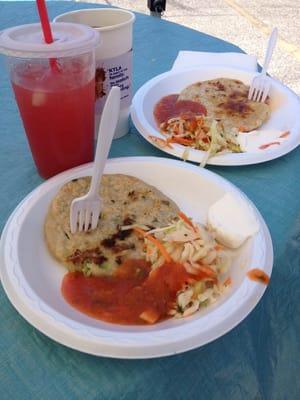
[131,66,300,165]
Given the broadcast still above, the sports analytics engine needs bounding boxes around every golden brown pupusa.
[178,78,270,132]
[44,174,179,275]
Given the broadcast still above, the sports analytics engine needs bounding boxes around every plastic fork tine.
[261,90,268,103]
[255,85,263,102]
[252,87,258,102]
[255,87,262,102]
[261,82,270,103]
[258,89,264,102]
[259,81,266,101]
[91,210,99,231]
[248,84,255,100]
[84,208,91,232]
[93,202,101,228]
[70,203,77,234]
[78,209,85,232]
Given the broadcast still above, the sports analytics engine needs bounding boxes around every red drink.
[1,22,99,178]
[11,61,95,179]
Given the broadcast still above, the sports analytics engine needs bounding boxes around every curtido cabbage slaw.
[121,212,232,318]
[149,115,242,167]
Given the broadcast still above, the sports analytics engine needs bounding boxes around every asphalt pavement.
[78,0,300,95]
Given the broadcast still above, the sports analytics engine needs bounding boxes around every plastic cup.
[54,8,135,139]
[0,23,100,179]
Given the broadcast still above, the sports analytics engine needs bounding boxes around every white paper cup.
[54,8,135,139]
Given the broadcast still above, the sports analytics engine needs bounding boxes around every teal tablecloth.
[1,2,300,399]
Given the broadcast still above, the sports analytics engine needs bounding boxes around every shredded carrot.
[133,227,147,237]
[178,211,197,232]
[148,135,173,149]
[168,137,194,146]
[133,228,172,263]
[215,244,224,251]
[187,277,197,285]
[259,141,281,150]
[198,265,217,278]
[139,308,160,324]
[146,246,153,257]
[224,277,232,286]
[145,235,172,263]
[279,130,290,138]
[247,269,270,285]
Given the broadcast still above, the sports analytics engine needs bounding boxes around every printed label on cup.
[95,49,132,115]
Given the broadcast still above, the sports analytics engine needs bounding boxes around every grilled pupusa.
[45,174,179,276]
[178,78,270,132]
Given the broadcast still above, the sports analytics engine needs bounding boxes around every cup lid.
[0,22,100,58]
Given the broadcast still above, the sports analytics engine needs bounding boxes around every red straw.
[36,0,58,71]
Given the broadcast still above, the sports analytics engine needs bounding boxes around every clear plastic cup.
[0,23,100,179]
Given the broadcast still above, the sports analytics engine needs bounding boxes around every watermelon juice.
[11,61,95,179]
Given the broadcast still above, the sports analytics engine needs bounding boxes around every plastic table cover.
[0,2,299,399]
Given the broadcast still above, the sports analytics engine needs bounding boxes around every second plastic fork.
[248,27,278,102]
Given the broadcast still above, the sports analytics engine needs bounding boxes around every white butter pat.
[207,193,259,249]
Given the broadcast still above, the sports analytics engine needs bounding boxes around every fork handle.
[261,27,278,75]
[89,86,121,197]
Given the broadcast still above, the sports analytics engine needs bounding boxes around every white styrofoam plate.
[0,157,273,358]
[131,67,300,165]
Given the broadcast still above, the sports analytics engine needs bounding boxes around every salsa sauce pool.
[153,94,207,125]
[62,259,194,325]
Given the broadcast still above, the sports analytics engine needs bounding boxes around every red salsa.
[154,94,207,125]
[62,259,195,325]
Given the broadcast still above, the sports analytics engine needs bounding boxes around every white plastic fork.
[70,86,120,234]
[248,27,278,103]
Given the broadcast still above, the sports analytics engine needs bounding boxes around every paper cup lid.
[0,22,100,58]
